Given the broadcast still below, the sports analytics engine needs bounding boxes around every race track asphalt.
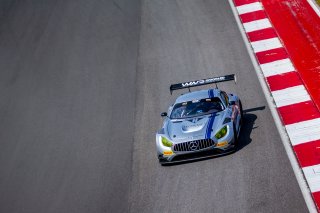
[0,0,308,212]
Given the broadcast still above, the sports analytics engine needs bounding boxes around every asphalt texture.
[0,0,308,213]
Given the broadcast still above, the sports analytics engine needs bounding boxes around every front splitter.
[158,147,235,165]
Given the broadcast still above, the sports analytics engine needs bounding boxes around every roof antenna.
[215,83,218,89]
[188,87,191,92]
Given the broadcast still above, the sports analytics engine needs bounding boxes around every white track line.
[260,58,295,77]
[251,37,282,53]
[286,118,320,146]
[303,165,320,192]
[271,85,310,107]
[307,0,320,18]
[228,0,318,212]
[236,2,262,15]
[243,19,272,32]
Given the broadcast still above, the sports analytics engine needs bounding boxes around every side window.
[220,91,229,107]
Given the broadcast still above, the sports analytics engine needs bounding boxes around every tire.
[239,100,243,127]
[233,123,238,150]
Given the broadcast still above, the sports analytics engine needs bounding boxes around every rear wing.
[170,74,236,94]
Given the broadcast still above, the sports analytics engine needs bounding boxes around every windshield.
[170,97,223,119]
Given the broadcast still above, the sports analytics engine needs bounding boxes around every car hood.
[165,113,224,143]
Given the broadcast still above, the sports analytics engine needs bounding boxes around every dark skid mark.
[112,0,123,13]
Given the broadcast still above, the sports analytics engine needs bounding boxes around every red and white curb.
[229,0,320,212]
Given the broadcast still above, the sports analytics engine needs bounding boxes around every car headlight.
[161,137,173,147]
[215,126,228,139]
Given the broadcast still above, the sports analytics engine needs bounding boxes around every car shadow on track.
[162,106,264,166]
[236,105,265,151]
[236,113,258,151]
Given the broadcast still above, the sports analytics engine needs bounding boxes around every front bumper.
[158,146,235,165]
[156,127,236,164]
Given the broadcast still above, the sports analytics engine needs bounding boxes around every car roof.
[174,89,221,104]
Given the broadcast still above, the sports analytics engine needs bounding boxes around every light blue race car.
[156,74,243,165]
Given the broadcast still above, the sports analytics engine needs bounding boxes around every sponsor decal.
[182,80,205,87]
[216,141,228,147]
[175,135,202,140]
[181,77,226,87]
[182,123,203,129]
[181,118,204,130]
[163,150,173,156]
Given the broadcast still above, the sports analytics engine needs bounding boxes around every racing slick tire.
[233,123,238,150]
[239,100,243,127]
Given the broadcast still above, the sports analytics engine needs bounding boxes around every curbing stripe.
[247,27,277,42]
[286,118,320,146]
[278,101,320,125]
[243,18,272,32]
[271,85,311,108]
[256,47,288,64]
[303,165,320,192]
[240,10,267,23]
[251,37,282,53]
[236,2,263,15]
[234,0,259,7]
[266,72,301,91]
[260,58,294,77]
[294,140,320,168]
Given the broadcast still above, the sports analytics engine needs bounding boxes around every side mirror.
[161,112,167,117]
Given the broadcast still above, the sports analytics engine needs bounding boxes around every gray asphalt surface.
[0,0,140,212]
[0,0,308,213]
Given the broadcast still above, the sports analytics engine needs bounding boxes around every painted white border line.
[228,0,318,212]
[243,19,272,33]
[304,164,320,192]
[286,118,320,146]
[272,85,311,107]
[260,58,295,77]
[307,0,320,18]
[236,2,263,15]
[251,37,282,53]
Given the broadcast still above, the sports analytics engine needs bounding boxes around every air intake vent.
[173,139,215,152]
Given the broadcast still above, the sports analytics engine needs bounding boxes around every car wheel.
[233,123,238,150]
[239,100,244,127]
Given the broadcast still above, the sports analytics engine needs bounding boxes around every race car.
[156,74,243,164]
